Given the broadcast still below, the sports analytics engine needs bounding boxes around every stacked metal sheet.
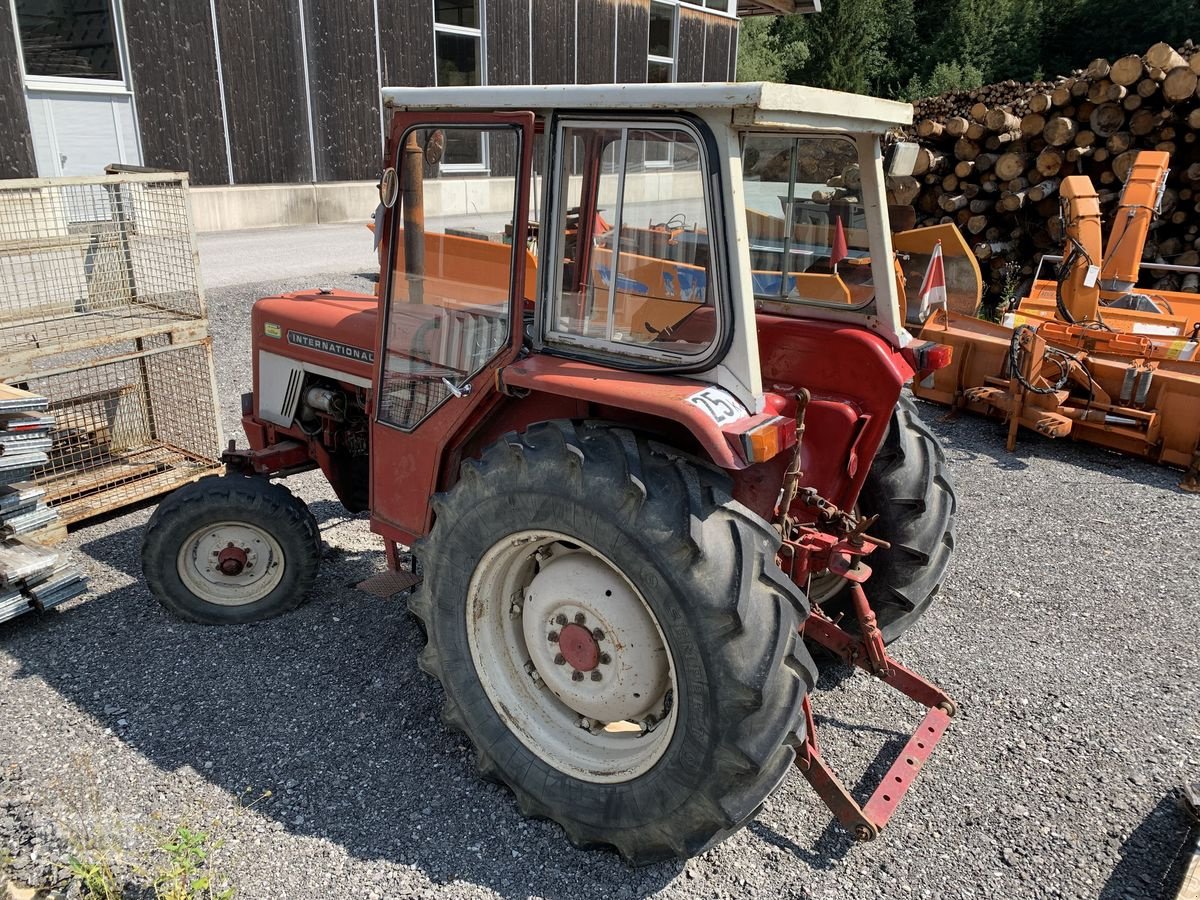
[0,385,87,624]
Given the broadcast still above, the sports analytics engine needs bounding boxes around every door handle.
[442,377,472,399]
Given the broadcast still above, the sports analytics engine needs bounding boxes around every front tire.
[410,421,817,864]
[141,475,320,625]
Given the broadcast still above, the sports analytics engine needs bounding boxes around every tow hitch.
[780,489,957,841]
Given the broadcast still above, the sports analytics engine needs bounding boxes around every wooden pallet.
[34,443,220,531]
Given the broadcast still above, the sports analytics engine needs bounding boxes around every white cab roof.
[381,82,913,134]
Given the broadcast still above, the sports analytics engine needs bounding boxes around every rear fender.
[495,355,790,471]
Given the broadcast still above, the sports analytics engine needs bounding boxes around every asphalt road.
[1,271,1197,900]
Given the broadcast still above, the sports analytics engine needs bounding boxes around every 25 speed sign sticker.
[685,386,747,426]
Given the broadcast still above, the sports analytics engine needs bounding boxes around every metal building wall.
[0,9,35,179]
[61,0,744,187]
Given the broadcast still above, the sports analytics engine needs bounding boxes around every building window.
[646,1,675,85]
[15,0,122,81]
[433,0,486,170]
[680,0,734,13]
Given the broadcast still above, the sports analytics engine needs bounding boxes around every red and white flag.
[917,241,948,319]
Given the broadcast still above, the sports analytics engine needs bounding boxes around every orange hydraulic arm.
[1100,150,1170,298]
[1056,175,1104,324]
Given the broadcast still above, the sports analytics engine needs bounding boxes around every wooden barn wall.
[615,0,649,84]
[214,0,311,184]
[378,0,434,88]
[576,0,617,84]
[0,10,35,179]
[305,0,380,182]
[487,0,531,85]
[530,0,575,83]
[703,17,734,82]
[123,0,228,185]
[676,7,706,83]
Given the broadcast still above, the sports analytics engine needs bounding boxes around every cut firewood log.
[1029,92,1053,113]
[1113,150,1139,182]
[995,152,1028,181]
[945,116,969,137]
[1044,116,1079,146]
[986,108,1022,132]
[1020,112,1046,137]
[1110,55,1145,87]
[1036,148,1064,177]
[916,119,945,139]
[954,138,981,161]
[1137,78,1160,98]
[1029,178,1060,202]
[1090,102,1126,137]
[1086,58,1112,80]
[1162,66,1199,103]
[1146,42,1186,72]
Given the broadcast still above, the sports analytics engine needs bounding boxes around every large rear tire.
[409,421,817,864]
[814,395,956,643]
[141,475,320,625]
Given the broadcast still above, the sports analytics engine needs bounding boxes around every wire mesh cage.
[0,172,222,529]
[0,172,208,378]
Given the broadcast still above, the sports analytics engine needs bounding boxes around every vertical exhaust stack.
[402,131,426,306]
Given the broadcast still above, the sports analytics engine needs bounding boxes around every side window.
[378,125,520,430]
[547,122,719,361]
[742,134,875,308]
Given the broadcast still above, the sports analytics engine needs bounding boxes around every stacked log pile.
[904,41,1200,303]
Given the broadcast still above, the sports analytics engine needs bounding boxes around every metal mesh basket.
[0,173,206,377]
[0,172,222,528]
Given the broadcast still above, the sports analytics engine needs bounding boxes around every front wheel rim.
[466,530,678,784]
[176,521,286,606]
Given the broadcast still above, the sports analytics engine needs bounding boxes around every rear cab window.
[542,118,725,367]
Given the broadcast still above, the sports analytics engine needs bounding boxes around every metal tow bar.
[779,489,957,842]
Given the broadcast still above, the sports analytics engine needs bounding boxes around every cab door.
[369,111,535,544]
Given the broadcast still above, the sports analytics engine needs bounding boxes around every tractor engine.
[233,288,380,511]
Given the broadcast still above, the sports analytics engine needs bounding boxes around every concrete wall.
[190,172,707,233]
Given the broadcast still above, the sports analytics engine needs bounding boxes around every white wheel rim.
[466,530,678,784]
[176,521,286,606]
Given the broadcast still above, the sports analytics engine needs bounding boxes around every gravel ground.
[1,273,1197,899]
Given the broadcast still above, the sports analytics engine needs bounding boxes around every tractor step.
[357,568,422,598]
[798,583,956,841]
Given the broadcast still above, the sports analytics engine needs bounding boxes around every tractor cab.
[375,83,919,422]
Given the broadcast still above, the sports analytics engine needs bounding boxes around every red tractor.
[142,83,958,863]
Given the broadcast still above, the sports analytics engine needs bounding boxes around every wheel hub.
[555,622,599,671]
[176,521,283,606]
[217,544,249,576]
[522,551,668,725]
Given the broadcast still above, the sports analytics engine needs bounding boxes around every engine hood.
[252,289,380,384]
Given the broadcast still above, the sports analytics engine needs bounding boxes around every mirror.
[424,130,446,166]
[379,167,399,208]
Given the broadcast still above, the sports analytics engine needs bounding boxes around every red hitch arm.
[797,583,957,841]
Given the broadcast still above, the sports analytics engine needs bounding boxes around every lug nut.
[592,628,605,641]
[574,612,586,625]
[548,630,559,642]
[571,670,584,682]
[590,671,602,682]
[555,614,567,626]
[599,653,611,665]
[578,717,593,730]
[553,653,565,665]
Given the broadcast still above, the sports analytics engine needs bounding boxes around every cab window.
[741,134,875,309]
[545,121,720,362]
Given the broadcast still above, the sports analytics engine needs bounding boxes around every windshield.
[741,134,876,309]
